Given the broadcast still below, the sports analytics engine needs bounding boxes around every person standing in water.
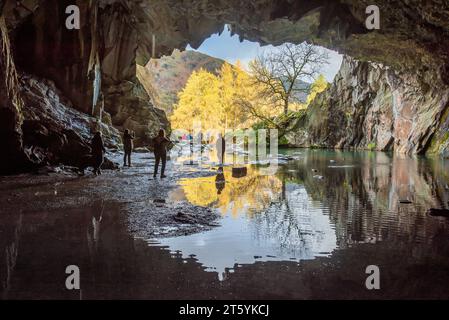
[216,133,226,167]
[123,129,135,167]
[153,129,171,179]
[91,131,106,175]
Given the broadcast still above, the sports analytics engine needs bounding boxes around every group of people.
[90,129,226,180]
[89,128,171,179]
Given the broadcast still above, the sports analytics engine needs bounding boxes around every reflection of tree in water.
[278,151,449,249]
[250,179,337,258]
[180,166,282,217]
[181,150,449,257]
[246,150,449,257]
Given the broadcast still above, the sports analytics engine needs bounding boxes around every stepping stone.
[428,208,449,217]
[232,167,247,178]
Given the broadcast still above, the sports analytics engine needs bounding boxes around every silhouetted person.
[91,131,106,175]
[123,129,135,167]
[216,133,226,165]
[215,167,226,195]
[188,131,194,164]
[189,132,194,152]
[153,129,170,179]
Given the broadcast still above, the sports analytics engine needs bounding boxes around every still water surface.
[156,149,449,285]
[1,149,449,299]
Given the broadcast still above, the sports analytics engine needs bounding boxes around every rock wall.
[6,0,169,143]
[1,0,169,173]
[287,56,449,156]
[98,1,170,146]
[0,15,34,173]
[11,0,96,114]
[103,79,169,147]
[20,73,121,168]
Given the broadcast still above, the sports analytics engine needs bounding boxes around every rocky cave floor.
[0,151,221,239]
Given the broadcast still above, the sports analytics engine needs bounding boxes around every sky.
[186,26,343,83]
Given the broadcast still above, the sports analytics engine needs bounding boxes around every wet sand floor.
[1,150,449,299]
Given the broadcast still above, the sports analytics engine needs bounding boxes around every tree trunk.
[283,98,289,115]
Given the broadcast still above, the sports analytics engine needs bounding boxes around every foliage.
[170,62,275,132]
[249,42,329,115]
[171,48,330,140]
[306,75,329,106]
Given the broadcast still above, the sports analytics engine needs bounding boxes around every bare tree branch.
[250,42,329,116]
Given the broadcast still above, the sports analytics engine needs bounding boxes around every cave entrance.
[140,25,343,140]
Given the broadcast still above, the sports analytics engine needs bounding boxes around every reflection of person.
[123,129,135,167]
[153,129,171,179]
[215,167,226,195]
[91,131,106,175]
[216,133,226,165]
[87,202,104,260]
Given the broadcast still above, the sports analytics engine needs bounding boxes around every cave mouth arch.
[2,0,449,174]
[181,24,343,83]
[139,23,344,130]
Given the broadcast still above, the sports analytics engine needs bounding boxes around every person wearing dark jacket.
[153,129,171,179]
[216,133,226,166]
[123,129,135,167]
[91,131,106,175]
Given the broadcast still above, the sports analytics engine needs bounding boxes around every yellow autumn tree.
[171,63,330,136]
[171,62,266,131]
[306,74,329,106]
[170,69,221,131]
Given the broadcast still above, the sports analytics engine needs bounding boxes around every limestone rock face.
[103,80,169,147]
[19,74,122,169]
[10,0,96,114]
[3,0,170,154]
[0,15,33,174]
[287,56,449,156]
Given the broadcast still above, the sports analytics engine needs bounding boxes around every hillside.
[137,50,226,115]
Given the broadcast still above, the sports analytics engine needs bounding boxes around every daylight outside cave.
[1,0,449,303]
